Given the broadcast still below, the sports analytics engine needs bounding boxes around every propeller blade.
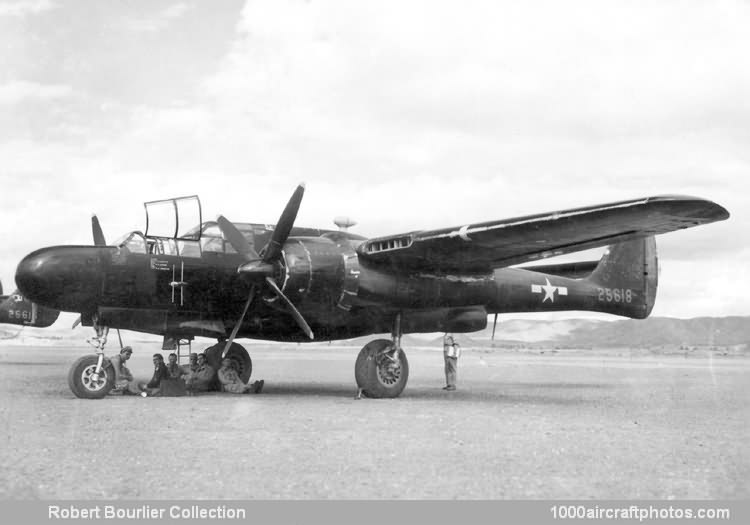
[216,216,259,261]
[221,285,257,358]
[262,183,305,263]
[264,276,314,340]
[72,315,82,329]
[92,215,106,246]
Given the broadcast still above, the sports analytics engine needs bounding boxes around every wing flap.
[358,195,728,272]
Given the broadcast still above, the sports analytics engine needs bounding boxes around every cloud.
[122,2,192,32]
[0,0,56,17]
[0,81,72,105]
[1,0,746,319]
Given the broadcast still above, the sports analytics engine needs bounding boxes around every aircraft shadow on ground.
[257,381,611,405]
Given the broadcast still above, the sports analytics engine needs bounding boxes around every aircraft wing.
[357,195,729,272]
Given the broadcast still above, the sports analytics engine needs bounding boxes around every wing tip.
[648,194,730,222]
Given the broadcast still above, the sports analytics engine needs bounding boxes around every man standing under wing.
[443,333,460,391]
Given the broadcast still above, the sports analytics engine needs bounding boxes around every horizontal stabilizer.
[519,260,599,279]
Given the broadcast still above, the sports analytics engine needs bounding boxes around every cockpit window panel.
[119,232,148,254]
[144,195,202,240]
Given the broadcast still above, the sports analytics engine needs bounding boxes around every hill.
[2,316,748,352]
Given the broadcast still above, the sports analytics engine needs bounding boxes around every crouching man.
[109,346,144,396]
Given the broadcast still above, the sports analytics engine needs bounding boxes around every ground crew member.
[185,353,215,394]
[109,346,145,396]
[217,358,264,394]
[443,333,460,391]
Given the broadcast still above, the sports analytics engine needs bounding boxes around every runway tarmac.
[0,343,747,499]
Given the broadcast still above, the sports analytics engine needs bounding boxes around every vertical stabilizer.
[587,236,658,319]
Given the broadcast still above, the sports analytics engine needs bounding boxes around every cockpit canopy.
[115,222,351,257]
[113,195,364,257]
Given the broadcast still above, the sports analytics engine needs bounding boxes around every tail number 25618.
[597,288,633,303]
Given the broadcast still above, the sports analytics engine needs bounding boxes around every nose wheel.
[68,355,115,399]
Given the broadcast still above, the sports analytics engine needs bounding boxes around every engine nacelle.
[279,234,362,316]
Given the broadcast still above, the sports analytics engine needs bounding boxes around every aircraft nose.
[15,251,46,300]
[16,246,106,312]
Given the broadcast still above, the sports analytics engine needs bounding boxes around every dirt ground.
[0,343,747,500]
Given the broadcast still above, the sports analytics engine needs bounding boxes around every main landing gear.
[204,340,253,385]
[354,313,410,398]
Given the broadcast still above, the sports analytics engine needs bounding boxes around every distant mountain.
[467,316,750,350]
[2,316,748,351]
[560,316,750,348]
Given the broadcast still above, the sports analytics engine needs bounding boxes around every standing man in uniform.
[443,333,460,391]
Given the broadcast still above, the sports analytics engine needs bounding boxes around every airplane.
[0,280,60,328]
[13,185,729,399]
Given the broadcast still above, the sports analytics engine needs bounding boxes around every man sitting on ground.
[160,352,187,397]
[181,353,199,377]
[217,358,264,394]
[185,353,215,394]
[166,352,183,379]
[142,353,169,396]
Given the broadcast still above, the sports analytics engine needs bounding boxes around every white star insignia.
[531,278,568,303]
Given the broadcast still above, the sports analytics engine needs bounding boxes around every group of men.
[106,333,461,397]
[108,346,264,397]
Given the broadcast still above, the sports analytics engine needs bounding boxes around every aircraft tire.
[204,342,253,385]
[354,339,409,399]
[67,354,115,399]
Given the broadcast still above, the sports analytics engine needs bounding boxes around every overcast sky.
[0,0,747,326]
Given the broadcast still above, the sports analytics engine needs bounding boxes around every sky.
[0,0,747,327]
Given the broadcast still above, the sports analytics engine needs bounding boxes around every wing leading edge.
[357,195,729,272]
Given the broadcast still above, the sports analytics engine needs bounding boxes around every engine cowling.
[279,235,361,316]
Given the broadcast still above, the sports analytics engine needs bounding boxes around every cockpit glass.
[145,200,177,238]
[176,198,201,239]
[199,223,237,254]
[118,232,147,254]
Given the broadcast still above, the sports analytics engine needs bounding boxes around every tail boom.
[489,237,658,319]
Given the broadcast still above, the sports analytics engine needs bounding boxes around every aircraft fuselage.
[15,227,656,342]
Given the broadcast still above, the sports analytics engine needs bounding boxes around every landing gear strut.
[354,313,410,398]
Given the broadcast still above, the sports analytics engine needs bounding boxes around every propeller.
[73,215,108,329]
[261,183,305,263]
[216,215,258,260]
[216,183,314,356]
[92,215,106,246]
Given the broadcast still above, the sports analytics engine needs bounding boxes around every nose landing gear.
[69,316,116,399]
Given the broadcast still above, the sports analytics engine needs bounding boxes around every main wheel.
[67,355,115,399]
[354,339,409,398]
[205,342,252,384]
